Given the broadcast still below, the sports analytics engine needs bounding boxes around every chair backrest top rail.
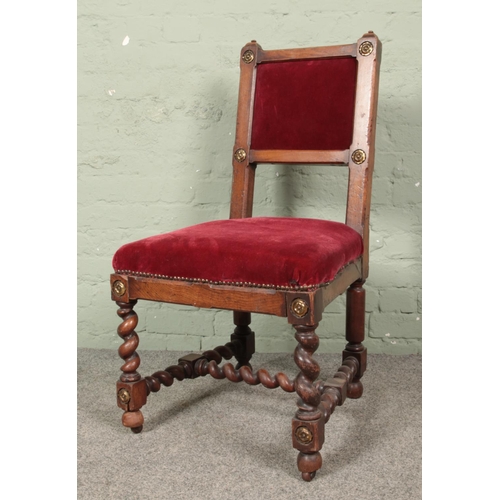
[258,43,357,63]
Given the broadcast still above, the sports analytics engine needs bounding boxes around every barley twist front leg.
[116,300,147,433]
[292,323,324,481]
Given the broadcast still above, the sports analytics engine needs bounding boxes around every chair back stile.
[346,33,382,280]
[229,41,260,219]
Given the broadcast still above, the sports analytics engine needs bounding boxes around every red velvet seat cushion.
[112,217,363,290]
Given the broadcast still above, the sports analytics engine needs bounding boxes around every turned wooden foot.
[122,410,144,433]
[347,378,363,399]
[297,452,322,481]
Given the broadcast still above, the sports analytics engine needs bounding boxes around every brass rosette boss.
[118,388,131,404]
[295,426,313,444]
[234,148,247,162]
[359,41,373,56]
[112,280,126,296]
[351,149,367,165]
[291,298,309,318]
[242,50,254,64]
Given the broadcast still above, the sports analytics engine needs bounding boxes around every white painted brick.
[166,335,201,351]
[147,308,215,336]
[369,312,422,339]
[163,16,201,43]
[379,288,417,313]
[369,259,421,288]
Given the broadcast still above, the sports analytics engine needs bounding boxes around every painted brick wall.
[77,0,422,354]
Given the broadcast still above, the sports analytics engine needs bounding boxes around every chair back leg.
[343,280,367,399]
[231,311,255,369]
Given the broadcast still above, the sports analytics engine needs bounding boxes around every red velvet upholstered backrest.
[251,57,358,151]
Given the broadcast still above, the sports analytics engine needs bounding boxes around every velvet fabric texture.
[112,217,363,289]
[251,57,358,151]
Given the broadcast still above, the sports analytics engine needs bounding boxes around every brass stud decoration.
[351,149,367,165]
[118,389,131,404]
[242,50,255,64]
[359,41,374,56]
[112,280,126,296]
[295,426,313,444]
[234,148,247,162]
[291,298,309,318]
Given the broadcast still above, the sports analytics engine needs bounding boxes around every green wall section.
[77,1,422,354]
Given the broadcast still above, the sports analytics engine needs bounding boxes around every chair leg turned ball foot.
[347,378,364,399]
[297,452,322,482]
[122,410,144,433]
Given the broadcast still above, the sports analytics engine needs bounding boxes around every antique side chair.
[110,32,381,481]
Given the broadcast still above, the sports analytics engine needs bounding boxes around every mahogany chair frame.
[110,32,381,481]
